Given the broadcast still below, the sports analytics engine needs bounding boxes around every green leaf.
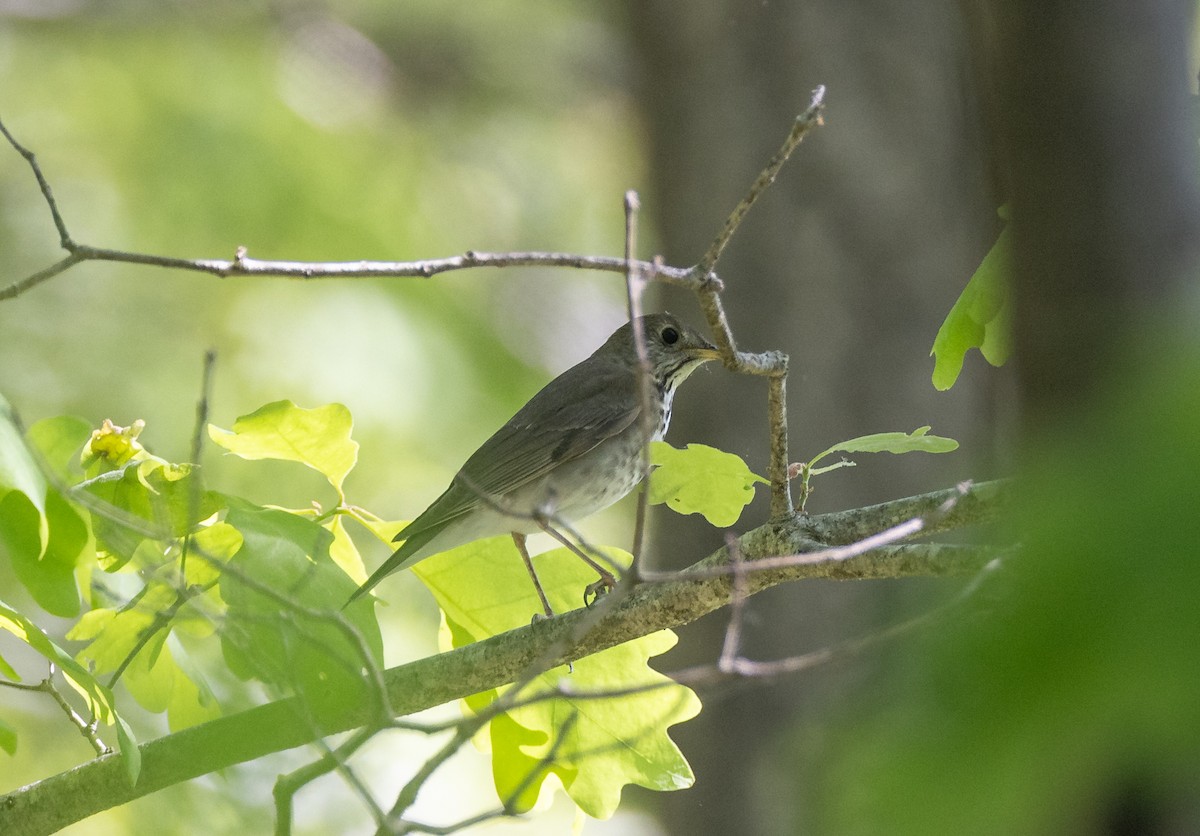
[0,598,119,726]
[648,442,767,528]
[931,210,1013,390]
[327,514,367,583]
[0,405,86,614]
[219,500,383,724]
[115,715,141,784]
[123,637,221,731]
[184,521,243,589]
[208,401,358,499]
[4,489,88,617]
[811,427,959,469]
[0,394,47,511]
[413,539,699,818]
[0,394,49,562]
[68,584,176,676]
[0,716,16,755]
[26,415,93,483]
[0,649,18,681]
[81,458,213,571]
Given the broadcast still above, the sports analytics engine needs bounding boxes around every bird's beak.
[691,339,721,361]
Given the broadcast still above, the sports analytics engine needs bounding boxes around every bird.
[346,312,720,615]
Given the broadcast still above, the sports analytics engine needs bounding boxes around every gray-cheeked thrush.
[346,313,719,615]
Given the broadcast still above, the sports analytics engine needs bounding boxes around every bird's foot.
[583,572,617,607]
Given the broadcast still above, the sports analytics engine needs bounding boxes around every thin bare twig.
[0,254,84,301]
[180,349,217,578]
[0,665,111,756]
[274,726,387,836]
[391,713,582,835]
[0,116,73,245]
[684,90,828,517]
[675,554,1003,685]
[718,533,748,672]
[693,85,827,278]
[642,481,976,584]
[0,114,722,300]
[380,721,482,830]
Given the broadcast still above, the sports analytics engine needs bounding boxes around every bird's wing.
[395,361,640,541]
[348,366,638,608]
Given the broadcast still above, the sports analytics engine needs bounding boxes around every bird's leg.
[512,533,554,620]
[534,520,617,606]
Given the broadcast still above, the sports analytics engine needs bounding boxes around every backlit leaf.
[931,210,1013,390]
[648,442,767,527]
[414,540,699,819]
[208,401,358,498]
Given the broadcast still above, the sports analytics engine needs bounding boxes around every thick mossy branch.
[0,479,1009,836]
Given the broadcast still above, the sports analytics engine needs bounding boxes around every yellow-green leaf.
[931,209,1013,390]
[0,394,49,564]
[812,427,959,467]
[208,400,358,498]
[327,514,366,583]
[413,539,699,819]
[648,442,767,527]
[115,715,140,784]
[0,598,119,726]
[0,717,16,756]
[123,637,221,731]
[0,650,18,681]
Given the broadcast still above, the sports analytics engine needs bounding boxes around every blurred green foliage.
[817,339,1200,834]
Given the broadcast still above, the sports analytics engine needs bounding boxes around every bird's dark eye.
[661,326,680,345]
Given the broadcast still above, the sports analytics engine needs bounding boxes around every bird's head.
[603,313,721,390]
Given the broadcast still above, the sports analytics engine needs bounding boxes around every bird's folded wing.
[396,363,639,540]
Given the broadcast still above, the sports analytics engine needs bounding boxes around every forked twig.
[0,664,110,756]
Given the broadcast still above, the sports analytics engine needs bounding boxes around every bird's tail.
[341,526,438,610]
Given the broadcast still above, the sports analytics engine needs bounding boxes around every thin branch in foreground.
[392,712,582,836]
[676,555,1003,687]
[639,513,925,586]
[718,533,749,672]
[622,190,655,567]
[274,725,388,836]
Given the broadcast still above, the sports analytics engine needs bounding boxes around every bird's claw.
[583,574,616,607]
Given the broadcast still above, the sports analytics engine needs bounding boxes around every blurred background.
[5,2,1179,835]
